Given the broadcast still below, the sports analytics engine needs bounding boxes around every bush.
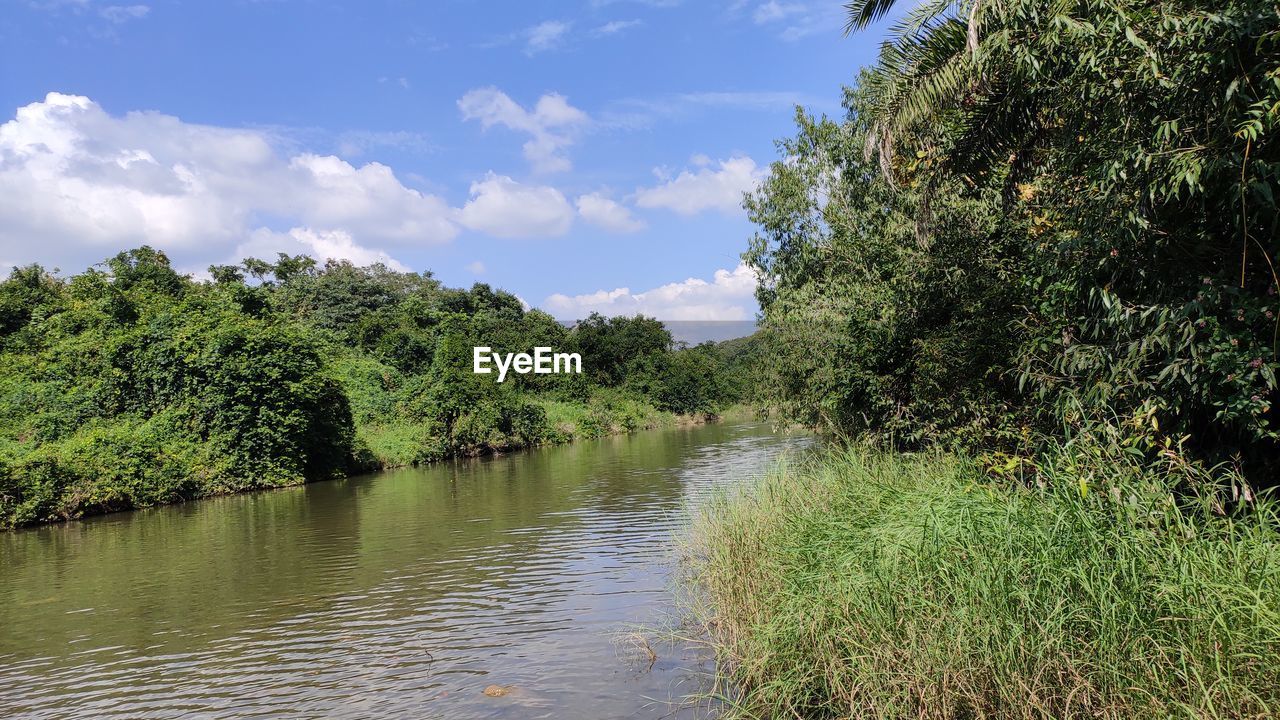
[0,252,360,527]
[0,414,205,525]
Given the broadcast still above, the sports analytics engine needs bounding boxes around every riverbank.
[683,446,1280,718]
[355,395,731,470]
[0,398,738,530]
[0,254,750,530]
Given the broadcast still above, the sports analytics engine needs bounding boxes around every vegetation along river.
[0,419,809,719]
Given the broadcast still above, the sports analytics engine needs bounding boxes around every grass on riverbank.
[0,389,734,528]
[684,447,1280,719]
[355,393,701,469]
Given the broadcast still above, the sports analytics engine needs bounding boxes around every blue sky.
[0,0,887,319]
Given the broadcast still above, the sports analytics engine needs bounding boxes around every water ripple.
[0,421,810,719]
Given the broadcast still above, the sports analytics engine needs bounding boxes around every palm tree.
[843,0,1002,184]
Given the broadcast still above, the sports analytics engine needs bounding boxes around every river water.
[0,419,808,719]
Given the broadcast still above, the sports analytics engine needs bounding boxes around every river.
[0,419,808,719]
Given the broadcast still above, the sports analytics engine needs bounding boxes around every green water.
[0,420,808,719]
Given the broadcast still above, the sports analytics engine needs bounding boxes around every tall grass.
[683,447,1280,718]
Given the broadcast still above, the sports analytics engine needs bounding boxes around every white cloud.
[28,1,90,8]
[234,227,410,272]
[458,87,589,173]
[633,155,764,216]
[525,20,570,54]
[34,1,152,33]
[592,19,642,36]
[778,18,830,40]
[466,260,486,274]
[100,4,149,23]
[753,1,803,23]
[284,154,456,241]
[542,263,759,321]
[456,173,574,239]
[576,192,645,233]
[0,92,457,271]
[745,1,840,40]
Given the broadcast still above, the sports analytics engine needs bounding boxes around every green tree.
[573,313,672,387]
[841,0,1280,469]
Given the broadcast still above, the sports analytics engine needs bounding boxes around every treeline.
[0,248,740,528]
[745,0,1279,478]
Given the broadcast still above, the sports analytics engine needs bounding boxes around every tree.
[775,0,1280,469]
[573,313,672,387]
[743,93,1024,448]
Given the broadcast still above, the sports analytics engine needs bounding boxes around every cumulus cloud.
[576,192,645,233]
[456,173,574,239]
[233,227,410,272]
[633,155,764,216]
[542,263,759,321]
[0,92,457,271]
[283,154,456,241]
[466,260,486,274]
[458,87,589,173]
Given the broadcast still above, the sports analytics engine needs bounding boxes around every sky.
[0,0,888,320]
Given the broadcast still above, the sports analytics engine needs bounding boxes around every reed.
[683,447,1280,718]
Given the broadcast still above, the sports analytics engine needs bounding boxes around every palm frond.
[889,0,962,37]
[843,0,910,33]
[854,0,995,181]
[867,17,973,134]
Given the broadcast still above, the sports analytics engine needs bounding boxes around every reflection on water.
[0,420,808,719]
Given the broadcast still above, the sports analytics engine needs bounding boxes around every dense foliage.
[0,248,738,527]
[746,0,1280,477]
[684,3,1280,718]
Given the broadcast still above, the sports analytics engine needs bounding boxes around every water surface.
[0,420,807,719]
